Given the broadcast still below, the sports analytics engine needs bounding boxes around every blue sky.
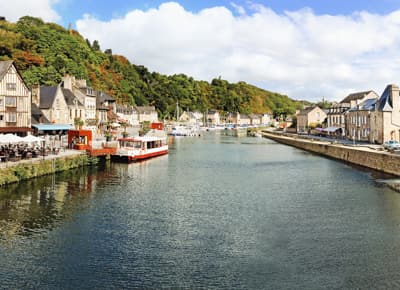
[53,0,400,25]
[4,0,400,101]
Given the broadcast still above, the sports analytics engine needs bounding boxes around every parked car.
[383,140,400,151]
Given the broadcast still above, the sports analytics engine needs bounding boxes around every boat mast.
[176,100,179,121]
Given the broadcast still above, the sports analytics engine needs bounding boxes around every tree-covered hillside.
[0,16,303,118]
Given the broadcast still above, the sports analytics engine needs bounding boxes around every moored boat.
[168,125,200,136]
[112,136,168,162]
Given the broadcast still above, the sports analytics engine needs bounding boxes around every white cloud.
[0,0,60,22]
[76,2,400,101]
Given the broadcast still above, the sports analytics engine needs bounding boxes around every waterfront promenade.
[0,149,84,168]
[262,130,400,177]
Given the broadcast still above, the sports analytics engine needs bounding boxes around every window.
[0,115,3,121]
[5,96,16,107]
[6,83,16,90]
[0,98,3,106]
[7,112,16,122]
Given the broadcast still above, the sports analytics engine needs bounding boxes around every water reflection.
[2,134,400,289]
[0,163,113,240]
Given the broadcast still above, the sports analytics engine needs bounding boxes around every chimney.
[31,84,40,106]
[75,79,87,88]
[62,74,73,90]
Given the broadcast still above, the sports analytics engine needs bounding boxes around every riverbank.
[0,150,96,186]
[261,130,400,177]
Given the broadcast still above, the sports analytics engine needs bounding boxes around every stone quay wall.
[262,131,400,177]
[0,152,97,186]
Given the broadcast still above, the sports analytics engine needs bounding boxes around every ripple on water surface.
[1,134,400,288]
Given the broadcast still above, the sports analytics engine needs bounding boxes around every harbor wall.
[262,132,400,176]
[0,153,97,186]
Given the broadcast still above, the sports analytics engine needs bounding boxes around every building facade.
[296,106,327,133]
[0,61,31,135]
[206,110,220,125]
[62,75,96,124]
[32,85,71,125]
[370,84,400,144]
[327,91,378,137]
[345,98,377,142]
[136,106,158,123]
[327,103,350,136]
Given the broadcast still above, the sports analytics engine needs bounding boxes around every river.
[1,132,400,289]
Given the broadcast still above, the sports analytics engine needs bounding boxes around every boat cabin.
[119,137,166,150]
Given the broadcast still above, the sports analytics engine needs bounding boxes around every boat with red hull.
[112,136,168,162]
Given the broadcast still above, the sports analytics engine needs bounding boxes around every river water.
[1,132,400,289]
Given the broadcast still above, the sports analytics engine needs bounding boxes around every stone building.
[62,75,96,125]
[370,84,400,144]
[62,87,84,123]
[327,90,378,137]
[327,103,350,136]
[296,106,326,133]
[116,104,139,126]
[136,106,158,123]
[97,92,116,125]
[0,61,31,135]
[206,110,220,125]
[341,91,378,108]
[31,85,70,125]
[345,98,377,142]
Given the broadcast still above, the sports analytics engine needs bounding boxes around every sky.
[2,0,400,102]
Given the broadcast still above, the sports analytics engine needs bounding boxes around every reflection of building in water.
[0,167,101,241]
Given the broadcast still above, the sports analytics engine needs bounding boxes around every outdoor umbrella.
[0,134,24,143]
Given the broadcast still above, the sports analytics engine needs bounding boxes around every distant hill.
[0,16,303,118]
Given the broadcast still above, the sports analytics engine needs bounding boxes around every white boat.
[168,125,199,136]
[112,135,168,162]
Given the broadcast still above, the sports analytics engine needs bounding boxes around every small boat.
[112,136,168,162]
[168,125,199,136]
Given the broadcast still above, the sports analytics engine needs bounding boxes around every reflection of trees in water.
[0,161,118,240]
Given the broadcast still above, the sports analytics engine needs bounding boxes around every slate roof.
[249,114,260,119]
[39,86,58,109]
[98,91,115,102]
[0,60,13,80]
[96,92,115,109]
[340,91,374,103]
[376,85,394,112]
[297,106,318,115]
[136,106,156,114]
[31,103,50,124]
[62,88,84,107]
[348,98,377,112]
[116,104,136,114]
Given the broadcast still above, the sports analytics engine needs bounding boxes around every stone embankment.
[262,131,400,177]
[0,150,97,186]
